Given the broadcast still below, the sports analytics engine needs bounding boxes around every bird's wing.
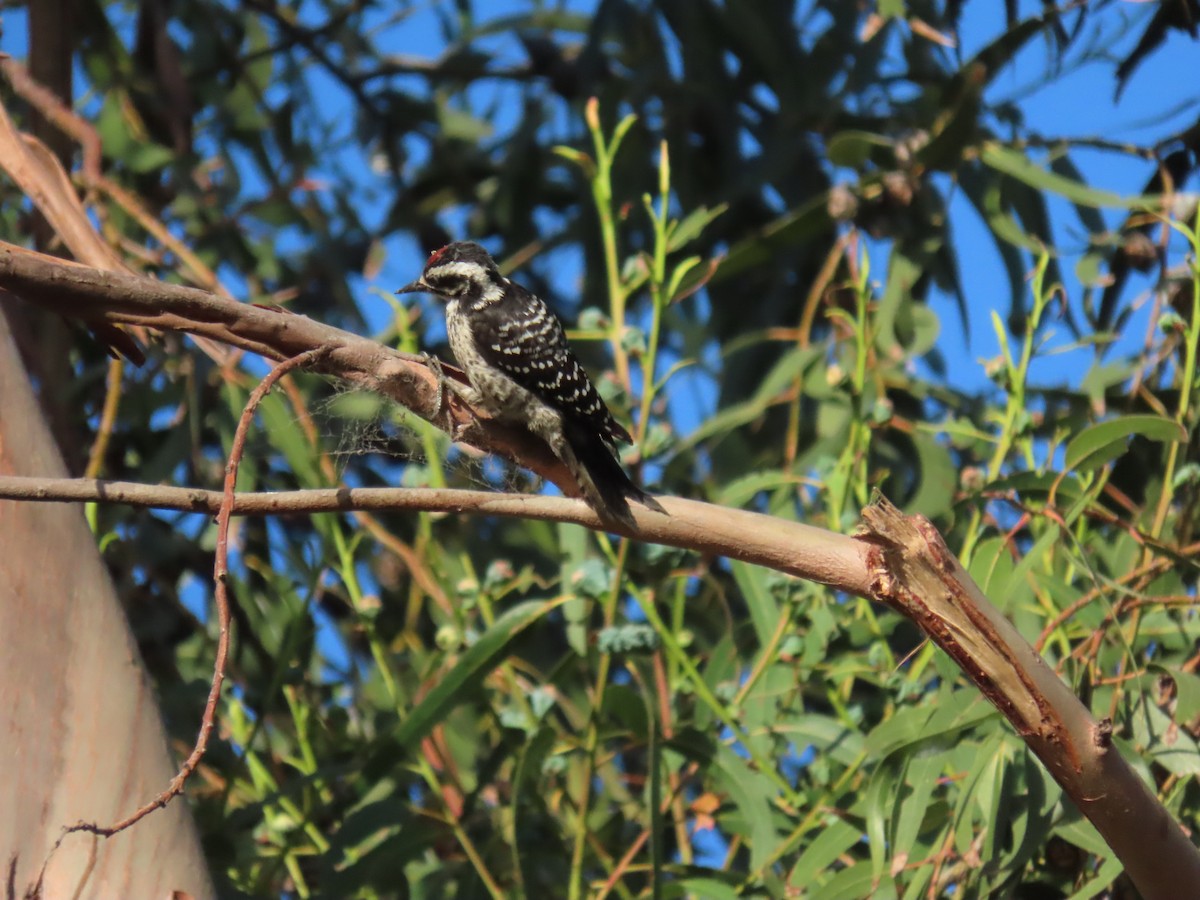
[472,287,632,446]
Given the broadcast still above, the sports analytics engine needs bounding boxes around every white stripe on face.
[427,260,490,282]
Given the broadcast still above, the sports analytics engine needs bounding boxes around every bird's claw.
[422,352,449,420]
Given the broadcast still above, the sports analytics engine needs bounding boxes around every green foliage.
[11,1,1200,897]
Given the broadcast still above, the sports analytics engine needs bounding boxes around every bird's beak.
[396,279,427,295]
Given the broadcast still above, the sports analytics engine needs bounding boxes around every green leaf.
[789,817,863,887]
[996,524,1058,616]
[981,143,1152,211]
[717,470,798,508]
[608,112,639,160]
[715,194,833,280]
[711,742,777,873]
[985,470,1086,508]
[1130,694,1200,777]
[697,634,739,731]
[242,13,275,92]
[667,204,727,252]
[1053,811,1111,857]
[826,130,894,169]
[904,431,955,519]
[892,753,945,864]
[864,756,894,879]
[96,92,135,159]
[772,716,865,768]
[1008,748,1059,872]
[741,664,793,749]
[664,254,702,297]
[602,683,650,737]
[982,172,1046,253]
[552,145,595,176]
[732,560,780,650]
[393,599,562,752]
[680,345,822,448]
[1081,359,1138,412]
[474,10,593,35]
[559,522,592,656]
[255,391,325,489]
[513,726,557,897]
[126,141,176,174]
[896,304,941,358]
[225,80,269,131]
[438,105,494,142]
[664,878,740,900]
[951,732,1006,859]
[967,536,1017,599]
[321,798,432,893]
[1076,246,1108,288]
[1161,668,1200,723]
[867,688,998,760]
[1062,857,1125,900]
[1064,414,1186,473]
[877,235,939,352]
[815,860,898,899]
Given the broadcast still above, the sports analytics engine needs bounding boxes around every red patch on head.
[426,245,451,269]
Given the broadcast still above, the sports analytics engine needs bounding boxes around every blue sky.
[947,1,1199,394]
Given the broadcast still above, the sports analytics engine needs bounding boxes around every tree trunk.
[0,310,214,899]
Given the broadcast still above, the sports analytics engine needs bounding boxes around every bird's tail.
[562,420,665,529]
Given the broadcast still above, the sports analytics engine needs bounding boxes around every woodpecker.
[397,241,665,528]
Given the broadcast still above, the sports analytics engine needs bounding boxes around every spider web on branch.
[308,381,541,496]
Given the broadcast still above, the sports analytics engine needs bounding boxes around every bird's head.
[397,241,503,304]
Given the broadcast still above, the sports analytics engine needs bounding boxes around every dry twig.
[63,349,327,837]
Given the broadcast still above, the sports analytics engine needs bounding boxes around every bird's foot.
[422,352,449,420]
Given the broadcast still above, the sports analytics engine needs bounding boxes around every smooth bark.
[0,313,214,899]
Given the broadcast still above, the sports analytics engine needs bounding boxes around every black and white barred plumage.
[397,242,664,528]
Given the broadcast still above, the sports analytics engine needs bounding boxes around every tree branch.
[0,241,582,495]
[860,498,1200,897]
[0,476,872,594]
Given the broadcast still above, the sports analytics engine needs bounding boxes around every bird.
[397,241,665,529]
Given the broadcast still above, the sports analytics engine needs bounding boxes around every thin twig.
[63,348,327,838]
[1033,538,1200,654]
